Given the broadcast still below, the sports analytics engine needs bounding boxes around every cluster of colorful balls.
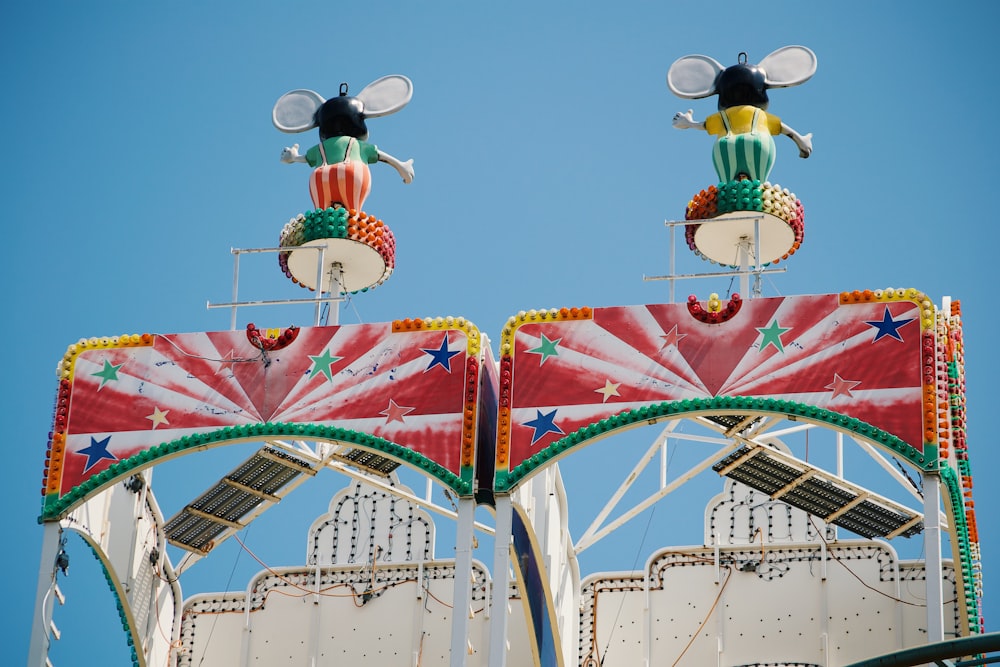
[684,180,805,264]
[278,207,397,291]
[686,292,742,323]
[245,323,300,351]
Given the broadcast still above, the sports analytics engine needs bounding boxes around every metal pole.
[738,237,750,299]
[326,262,343,327]
[314,247,328,326]
[28,522,63,667]
[836,431,844,478]
[753,216,762,298]
[449,497,476,667]
[668,222,676,304]
[922,471,945,643]
[231,249,241,330]
[488,495,514,667]
[659,437,667,489]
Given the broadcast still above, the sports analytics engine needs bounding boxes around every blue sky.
[4,2,998,663]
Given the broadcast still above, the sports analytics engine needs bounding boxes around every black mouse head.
[273,75,413,141]
[715,56,769,110]
[315,85,369,140]
[667,46,816,110]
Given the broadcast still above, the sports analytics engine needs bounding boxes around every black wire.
[198,526,249,666]
[601,503,657,663]
[893,456,923,496]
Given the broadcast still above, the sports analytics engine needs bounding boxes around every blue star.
[422,335,461,372]
[78,435,118,473]
[865,306,915,343]
[523,409,565,446]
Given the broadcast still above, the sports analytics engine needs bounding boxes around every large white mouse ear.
[760,46,817,88]
[667,54,724,98]
[272,89,325,133]
[357,75,413,118]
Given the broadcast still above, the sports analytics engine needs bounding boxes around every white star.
[594,380,622,403]
[146,406,170,430]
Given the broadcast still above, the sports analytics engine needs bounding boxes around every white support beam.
[753,422,817,442]
[922,472,945,643]
[172,442,494,575]
[269,438,498,534]
[575,441,738,554]
[488,495,514,667]
[576,423,679,549]
[29,523,63,667]
[325,460,496,535]
[450,497,476,667]
[851,436,949,529]
[850,436,933,504]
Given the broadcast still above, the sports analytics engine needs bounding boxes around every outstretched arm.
[378,150,415,184]
[280,143,308,164]
[780,123,813,158]
[672,109,706,131]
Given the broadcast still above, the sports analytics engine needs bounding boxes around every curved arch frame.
[63,526,145,666]
[41,425,470,521]
[497,397,931,491]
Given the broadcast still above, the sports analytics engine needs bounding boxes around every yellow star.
[146,406,170,430]
[594,380,621,403]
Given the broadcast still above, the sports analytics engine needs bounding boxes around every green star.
[527,334,561,365]
[92,359,124,389]
[308,349,343,382]
[757,320,791,353]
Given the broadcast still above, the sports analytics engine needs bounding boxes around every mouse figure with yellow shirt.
[668,47,815,182]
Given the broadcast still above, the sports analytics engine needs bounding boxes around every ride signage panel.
[496,292,937,489]
[44,320,481,515]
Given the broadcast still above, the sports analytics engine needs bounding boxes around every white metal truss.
[169,438,494,576]
[643,217,788,302]
[571,413,935,558]
[206,246,344,328]
[575,422,739,555]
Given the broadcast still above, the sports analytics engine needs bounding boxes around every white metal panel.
[582,543,960,667]
[179,477,535,666]
[178,561,534,666]
[579,479,961,666]
[581,579,648,666]
[308,477,435,565]
[898,562,960,649]
[707,479,835,547]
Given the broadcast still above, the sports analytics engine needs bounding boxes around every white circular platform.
[285,237,389,293]
[691,211,795,266]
